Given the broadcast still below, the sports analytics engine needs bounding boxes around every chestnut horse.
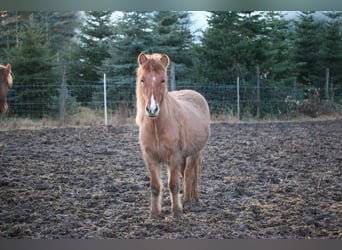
[136,53,210,218]
[0,64,13,115]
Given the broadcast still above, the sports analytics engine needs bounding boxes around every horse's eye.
[141,79,144,84]
[161,79,165,83]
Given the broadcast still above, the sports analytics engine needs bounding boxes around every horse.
[135,52,210,218]
[0,64,13,115]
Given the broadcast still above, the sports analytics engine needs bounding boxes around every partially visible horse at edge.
[135,52,210,218]
[0,64,13,115]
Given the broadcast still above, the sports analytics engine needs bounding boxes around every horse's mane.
[135,54,168,126]
[0,64,13,88]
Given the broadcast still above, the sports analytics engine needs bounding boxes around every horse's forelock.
[141,58,166,73]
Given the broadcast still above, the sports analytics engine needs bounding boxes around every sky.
[189,11,210,32]
[188,11,328,34]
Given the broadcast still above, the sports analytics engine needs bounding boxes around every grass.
[1,107,341,131]
[0,107,135,131]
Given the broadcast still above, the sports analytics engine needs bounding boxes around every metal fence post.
[170,62,176,91]
[237,76,240,120]
[325,68,330,100]
[103,73,108,126]
[256,65,260,119]
[59,63,67,126]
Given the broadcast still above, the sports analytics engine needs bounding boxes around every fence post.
[237,76,240,121]
[331,74,334,103]
[256,65,260,119]
[103,73,108,126]
[170,62,176,91]
[59,63,67,126]
[325,68,329,100]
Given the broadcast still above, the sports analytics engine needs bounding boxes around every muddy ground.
[0,120,341,239]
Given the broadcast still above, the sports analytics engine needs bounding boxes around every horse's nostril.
[145,104,159,117]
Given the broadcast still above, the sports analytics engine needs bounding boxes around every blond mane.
[135,71,145,126]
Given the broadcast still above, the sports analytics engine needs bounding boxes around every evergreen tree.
[68,11,113,105]
[1,11,80,62]
[193,11,241,81]
[294,11,323,86]
[151,11,193,74]
[0,11,28,61]
[102,11,153,108]
[263,11,295,85]
[237,11,268,74]
[34,11,81,55]
[6,14,57,117]
[104,12,152,77]
[193,11,269,82]
[321,11,342,94]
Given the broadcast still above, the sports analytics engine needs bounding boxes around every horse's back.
[170,89,210,121]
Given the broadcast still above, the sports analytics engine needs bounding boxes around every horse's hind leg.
[183,153,201,209]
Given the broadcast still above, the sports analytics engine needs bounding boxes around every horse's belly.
[170,90,210,157]
[182,126,209,157]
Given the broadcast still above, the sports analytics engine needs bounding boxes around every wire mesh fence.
[4,75,342,123]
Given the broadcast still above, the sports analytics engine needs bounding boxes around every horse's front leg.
[146,161,162,218]
[168,164,182,218]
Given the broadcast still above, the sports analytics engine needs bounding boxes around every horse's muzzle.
[145,104,159,117]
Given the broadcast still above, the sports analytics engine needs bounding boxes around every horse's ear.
[137,53,148,65]
[160,54,170,68]
[6,64,11,73]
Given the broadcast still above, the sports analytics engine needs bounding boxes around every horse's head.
[0,64,13,115]
[137,53,170,118]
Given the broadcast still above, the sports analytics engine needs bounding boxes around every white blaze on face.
[149,75,157,112]
[150,93,156,112]
[152,76,156,86]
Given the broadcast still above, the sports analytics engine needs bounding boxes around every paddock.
[0,120,341,238]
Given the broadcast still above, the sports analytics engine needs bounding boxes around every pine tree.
[0,11,28,60]
[68,11,113,105]
[294,11,323,86]
[34,11,81,55]
[321,11,342,92]
[1,11,81,62]
[237,11,268,72]
[194,11,269,82]
[102,11,153,108]
[151,11,193,72]
[6,14,57,117]
[263,11,295,85]
[104,11,152,77]
[193,11,241,81]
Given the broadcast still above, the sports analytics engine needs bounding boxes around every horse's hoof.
[165,213,182,222]
[171,210,183,219]
[148,213,162,221]
[183,201,195,212]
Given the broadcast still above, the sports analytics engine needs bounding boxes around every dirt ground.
[0,119,341,239]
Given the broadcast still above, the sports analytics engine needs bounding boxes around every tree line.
[0,11,341,118]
